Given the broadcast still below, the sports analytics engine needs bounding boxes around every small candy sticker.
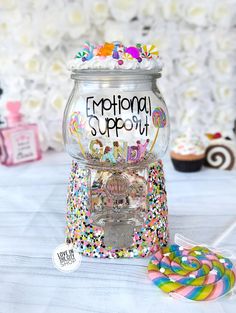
[69,111,86,158]
[152,107,167,128]
[52,243,82,273]
[150,106,167,152]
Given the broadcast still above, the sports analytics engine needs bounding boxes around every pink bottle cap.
[6,101,22,127]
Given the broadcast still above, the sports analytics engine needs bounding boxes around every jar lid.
[68,41,163,72]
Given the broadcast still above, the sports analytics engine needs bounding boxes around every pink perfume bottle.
[0,101,41,166]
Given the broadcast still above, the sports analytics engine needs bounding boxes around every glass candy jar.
[63,69,169,258]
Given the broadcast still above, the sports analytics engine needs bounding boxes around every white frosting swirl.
[172,134,205,155]
[68,55,163,71]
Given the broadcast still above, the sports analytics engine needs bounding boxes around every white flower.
[104,20,141,44]
[0,75,25,102]
[179,29,203,52]
[210,0,236,28]
[34,8,65,49]
[0,16,9,41]
[183,85,201,101]
[176,55,206,80]
[177,79,208,103]
[64,2,90,39]
[104,20,126,42]
[108,0,138,22]
[161,56,174,78]
[10,77,26,94]
[157,77,175,115]
[214,104,236,133]
[45,50,68,83]
[138,0,159,20]
[178,98,212,134]
[86,0,109,25]
[174,77,215,132]
[147,25,180,57]
[47,120,64,151]
[20,50,46,77]
[36,119,50,152]
[160,0,181,21]
[177,108,200,133]
[21,89,45,118]
[209,54,235,79]
[0,9,22,42]
[0,0,16,10]
[44,87,68,120]
[211,81,235,104]
[12,16,36,50]
[0,48,19,75]
[181,0,210,27]
[210,30,236,53]
[21,0,49,10]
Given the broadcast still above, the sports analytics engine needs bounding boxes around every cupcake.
[170,134,205,172]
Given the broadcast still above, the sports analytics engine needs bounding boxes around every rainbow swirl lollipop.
[69,111,86,158]
[150,107,167,153]
[148,244,236,301]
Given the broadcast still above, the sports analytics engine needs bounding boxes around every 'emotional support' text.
[86,94,152,138]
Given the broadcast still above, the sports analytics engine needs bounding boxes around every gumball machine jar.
[63,48,170,258]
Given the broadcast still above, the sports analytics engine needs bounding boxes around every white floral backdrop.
[0,0,236,151]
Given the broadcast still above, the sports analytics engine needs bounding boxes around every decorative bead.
[112,51,119,59]
[125,46,140,59]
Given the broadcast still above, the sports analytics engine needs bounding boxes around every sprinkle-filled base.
[148,245,236,301]
[65,160,168,258]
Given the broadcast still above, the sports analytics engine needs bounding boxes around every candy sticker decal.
[69,111,86,158]
[150,107,167,152]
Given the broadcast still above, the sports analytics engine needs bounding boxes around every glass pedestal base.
[66,160,168,258]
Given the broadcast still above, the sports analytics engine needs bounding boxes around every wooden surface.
[0,151,236,313]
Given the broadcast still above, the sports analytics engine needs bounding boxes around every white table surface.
[0,151,236,313]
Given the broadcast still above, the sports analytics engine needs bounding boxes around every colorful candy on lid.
[125,46,140,59]
[68,41,163,71]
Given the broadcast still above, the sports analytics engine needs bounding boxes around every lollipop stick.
[150,127,160,153]
[75,133,86,158]
[212,220,236,247]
